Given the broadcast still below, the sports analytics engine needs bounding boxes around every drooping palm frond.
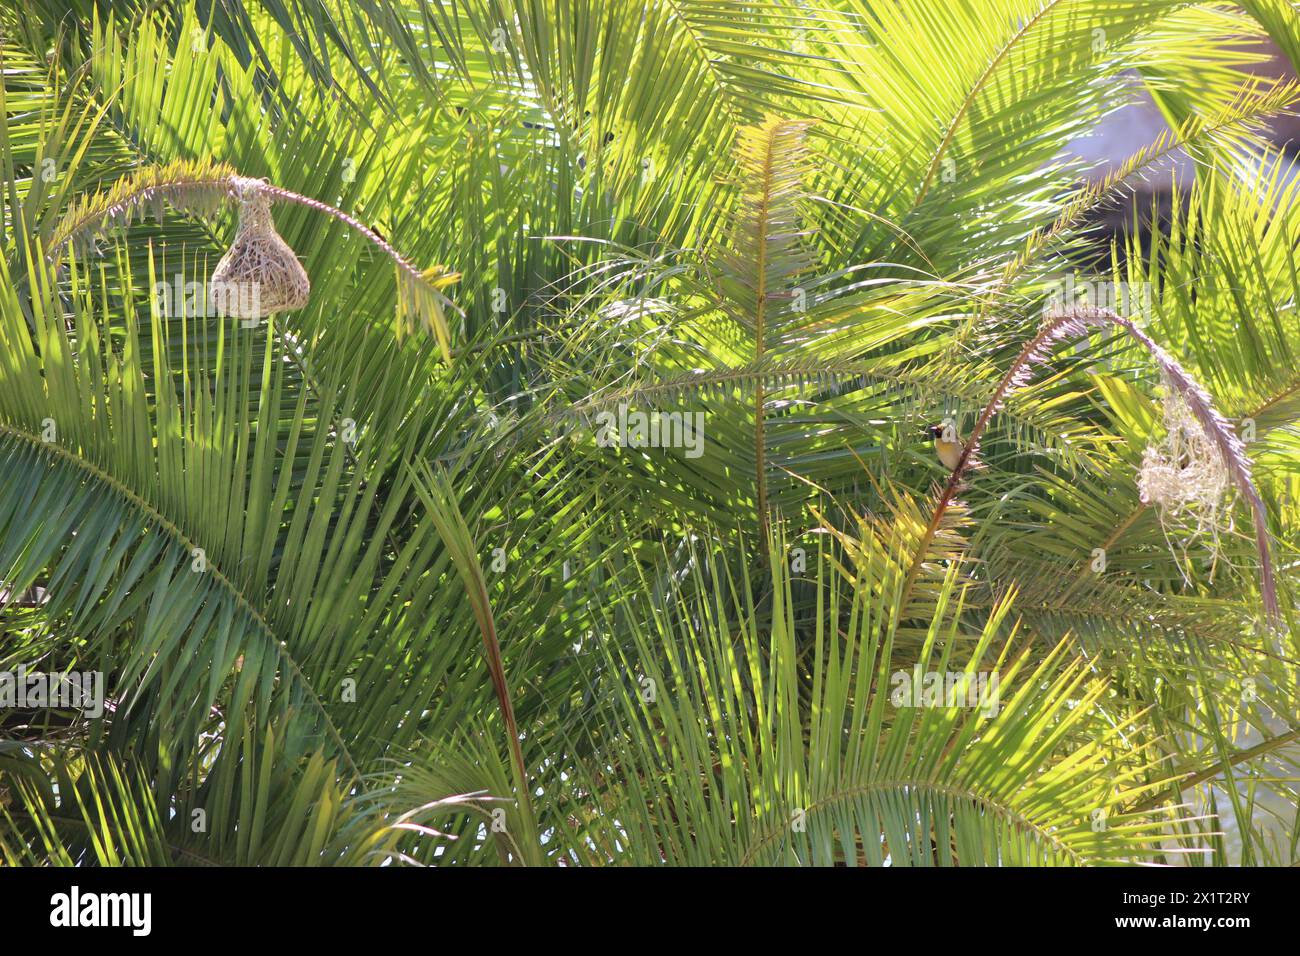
[46,158,237,256]
[44,160,460,356]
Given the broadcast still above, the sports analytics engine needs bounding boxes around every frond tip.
[397,265,462,359]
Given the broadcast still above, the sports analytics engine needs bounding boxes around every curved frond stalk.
[0,421,363,783]
[363,735,534,866]
[406,461,539,866]
[253,181,461,356]
[7,0,1298,868]
[938,79,1300,365]
[1062,366,1300,606]
[901,306,1280,632]
[44,161,460,358]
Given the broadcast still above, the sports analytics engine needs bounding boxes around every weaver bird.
[924,422,966,471]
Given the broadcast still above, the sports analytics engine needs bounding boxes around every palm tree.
[1,0,1297,866]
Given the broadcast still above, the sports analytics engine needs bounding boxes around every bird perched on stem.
[924,421,968,472]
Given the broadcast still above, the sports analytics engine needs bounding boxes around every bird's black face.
[923,424,944,439]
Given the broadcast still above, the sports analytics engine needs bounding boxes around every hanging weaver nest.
[1138,375,1233,548]
[971,306,1278,630]
[208,177,309,320]
[46,160,461,358]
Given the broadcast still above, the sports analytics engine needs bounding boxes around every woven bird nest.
[209,178,309,319]
[1138,379,1232,541]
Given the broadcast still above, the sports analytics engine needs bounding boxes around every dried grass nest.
[208,177,309,320]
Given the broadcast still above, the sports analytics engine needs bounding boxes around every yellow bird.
[924,422,966,471]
